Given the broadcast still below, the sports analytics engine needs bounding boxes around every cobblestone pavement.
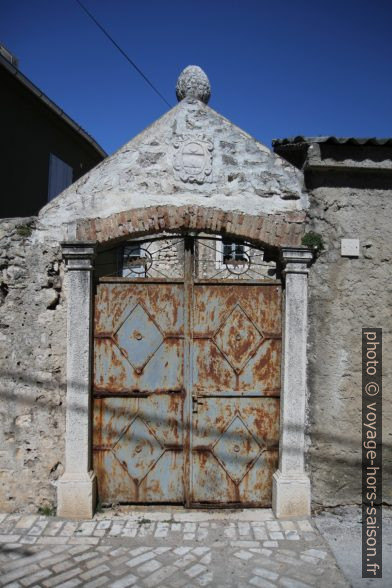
[0,509,348,587]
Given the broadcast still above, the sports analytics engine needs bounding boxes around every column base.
[272,470,311,519]
[57,471,97,519]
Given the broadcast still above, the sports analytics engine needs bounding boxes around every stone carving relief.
[173,135,213,184]
[176,65,211,104]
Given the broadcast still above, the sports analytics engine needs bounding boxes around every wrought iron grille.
[95,235,277,281]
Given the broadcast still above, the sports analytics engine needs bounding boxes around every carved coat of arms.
[173,135,213,184]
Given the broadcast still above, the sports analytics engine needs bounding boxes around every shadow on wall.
[1,369,390,474]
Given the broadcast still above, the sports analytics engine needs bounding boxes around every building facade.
[0,47,106,218]
[0,67,390,518]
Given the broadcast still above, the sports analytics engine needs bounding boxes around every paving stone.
[234,550,254,560]
[121,527,137,537]
[280,520,296,531]
[249,577,276,587]
[55,580,81,588]
[269,531,284,540]
[136,558,162,575]
[37,536,68,544]
[15,515,38,530]
[129,546,150,556]
[44,521,64,536]
[238,522,251,535]
[2,549,52,570]
[20,568,53,586]
[250,548,272,557]
[1,563,41,584]
[61,523,79,536]
[174,546,192,555]
[252,567,279,580]
[143,564,178,587]
[67,537,99,545]
[266,521,281,532]
[77,522,97,536]
[110,573,138,588]
[174,553,196,568]
[0,534,21,543]
[285,530,300,540]
[96,520,111,530]
[197,527,208,540]
[85,555,109,569]
[279,577,312,588]
[199,552,211,565]
[52,560,75,573]
[197,571,213,586]
[153,546,171,554]
[110,523,125,536]
[96,546,111,553]
[29,520,48,535]
[126,551,155,568]
[185,563,207,578]
[253,527,268,540]
[0,510,350,588]
[192,547,209,556]
[154,527,168,538]
[20,536,38,545]
[73,551,99,562]
[231,540,259,548]
[83,578,110,588]
[42,566,83,587]
[80,564,110,580]
[300,554,320,565]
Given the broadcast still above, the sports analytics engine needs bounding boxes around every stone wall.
[0,218,67,512]
[305,184,392,507]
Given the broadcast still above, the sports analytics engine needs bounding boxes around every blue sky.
[1,0,392,155]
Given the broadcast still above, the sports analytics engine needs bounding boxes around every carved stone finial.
[176,66,211,104]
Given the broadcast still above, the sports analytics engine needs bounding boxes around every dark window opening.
[222,240,246,263]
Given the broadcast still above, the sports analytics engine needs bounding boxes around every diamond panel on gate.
[113,416,164,483]
[212,416,262,484]
[213,304,263,373]
[114,303,164,372]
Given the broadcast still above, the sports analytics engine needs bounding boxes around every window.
[216,238,249,268]
[48,154,73,201]
[121,243,147,277]
[222,240,247,263]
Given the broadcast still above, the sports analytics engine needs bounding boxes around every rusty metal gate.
[93,236,281,506]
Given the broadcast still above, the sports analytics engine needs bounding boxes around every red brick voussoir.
[75,205,306,249]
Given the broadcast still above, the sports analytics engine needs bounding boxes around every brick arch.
[76,204,305,250]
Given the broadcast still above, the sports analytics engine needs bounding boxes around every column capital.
[280,247,313,275]
[61,241,96,271]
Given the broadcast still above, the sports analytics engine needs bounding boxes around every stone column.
[272,247,313,518]
[57,242,97,519]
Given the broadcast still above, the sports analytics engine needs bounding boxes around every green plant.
[16,224,32,238]
[301,231,324,252]
[38,504,56,516]
[138,517,151,525]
